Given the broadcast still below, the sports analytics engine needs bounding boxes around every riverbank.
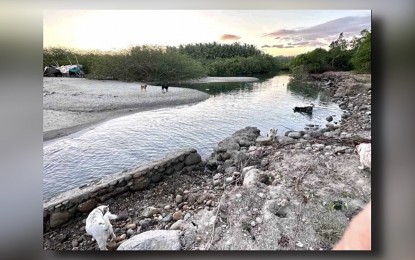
[44,77,261,141]
[43,71,371,250]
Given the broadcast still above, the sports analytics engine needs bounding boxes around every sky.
[43,10,371,56]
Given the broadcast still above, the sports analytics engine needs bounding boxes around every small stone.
[184,213,191,221]
[162,214,173,222]
[142,207,160,218]
[225,177,234,184]
[255,217,262,224]
[173,211,184,221]
[71,240,79,247]
[305,147,312,152]
[139,219,151,228]
[296,241,304,248]
[182,205,189,210]
[206,200,212,206]
[126,223,137,230]
[288,132,302,139]
[164,205,171,210]
[250,221,256,227]
[175,195,183,204]
[258,193,265,198]
[326,115,333,122]
[235,194,242,198]
[126,229,134,237]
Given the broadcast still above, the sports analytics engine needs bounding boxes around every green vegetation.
[289,29,371,75]
[44,42,289,81]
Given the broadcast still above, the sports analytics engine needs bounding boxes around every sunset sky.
[44,10,371,56]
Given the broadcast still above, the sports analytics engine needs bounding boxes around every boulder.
[256,136,272,146]
[117,230,181,250]
[277,136,295,145]
[243,169,261,186]
[77,198,98,213]
[49,211,71,228]
[287,132,302,139]
[184,153,201,166]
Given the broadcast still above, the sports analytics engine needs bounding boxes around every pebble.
[184,213,191,221]
[182,205,189,210]
[296,241,304,248]
[71,240,78,247]
[176,195,183,204]
[139,218,151,228]
[173,211,184,221]
[236,193,242,198]
[255,217,263,224]
[162,214,173,222]
[126,229,134,237]
[250,221,256,227]
[258,193,265,198]
[225,177,234,184]
[305,147,312,152]
[125,223,137,230]
[206,200,212,206]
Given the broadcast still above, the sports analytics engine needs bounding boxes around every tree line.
[289,29,371,78]
[43,43,288,83]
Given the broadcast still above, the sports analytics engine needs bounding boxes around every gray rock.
[225,177,234,184]
[277,136,295,145]
[256,136,272,146]
[213,180,222,186]
[184,153,201,166]
[213,173,223,180]
[312,144,325,151]
[334,146,347,153]
[142,207,160,218]
[162,214,173,222]
[175,195,183,204]
[326,115,333,122]
[309,131,322,138]
[217,137,240,151]
[303,134,312,139]
[139,219,151,228]
[117,230,181,250]
[126,228,134,237]
[305,147,312,152]
[326,123,335,130]
[243,169,261,186]
[49,211,71,228]
[170,220,184,230]
[323,132,333,138]
[288,132,302,139]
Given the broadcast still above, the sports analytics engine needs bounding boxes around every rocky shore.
[43,71,371,251]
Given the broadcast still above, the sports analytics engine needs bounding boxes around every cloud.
[262,15,370,48]
[262,44,295,49]
[220,34,241,41]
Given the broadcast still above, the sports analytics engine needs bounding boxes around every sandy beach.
[43,77,259,141]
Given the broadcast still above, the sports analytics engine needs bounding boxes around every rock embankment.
[43,71,371,251]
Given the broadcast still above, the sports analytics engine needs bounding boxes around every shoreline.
[43,77,259,142]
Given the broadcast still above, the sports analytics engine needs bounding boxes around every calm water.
[43,74,342,201]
